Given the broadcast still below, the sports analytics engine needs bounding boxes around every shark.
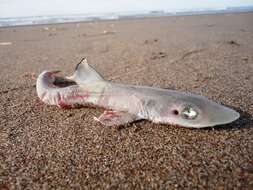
[36,58,240,128]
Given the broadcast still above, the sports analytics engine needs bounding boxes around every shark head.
[152,92,240,128]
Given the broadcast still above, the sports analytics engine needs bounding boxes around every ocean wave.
[0,7,252,27]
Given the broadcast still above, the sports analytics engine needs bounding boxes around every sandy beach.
[0,12,252,189]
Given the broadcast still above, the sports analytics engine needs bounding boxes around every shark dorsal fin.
[67,58,105,84]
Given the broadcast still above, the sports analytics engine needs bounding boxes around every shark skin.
[36,58,240,128]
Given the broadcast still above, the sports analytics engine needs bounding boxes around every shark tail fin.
[67,58,105,85]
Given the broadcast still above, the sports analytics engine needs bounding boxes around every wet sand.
[0,12,253,189]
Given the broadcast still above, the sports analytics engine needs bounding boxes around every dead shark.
[36,58,240,128]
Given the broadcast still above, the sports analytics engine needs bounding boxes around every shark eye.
[172,109,179,115]
[181,106,198,120]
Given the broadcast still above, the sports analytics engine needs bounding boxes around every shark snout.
[205,103,240,127]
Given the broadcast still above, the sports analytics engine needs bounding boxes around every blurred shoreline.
[1,7,253,28]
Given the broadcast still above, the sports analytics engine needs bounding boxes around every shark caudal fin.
[67,58,105,84]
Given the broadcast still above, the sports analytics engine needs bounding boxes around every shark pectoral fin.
[94,110,140,126]
[67,58,105,85]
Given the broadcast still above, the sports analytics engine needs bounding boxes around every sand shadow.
[48,33,57,37]
[150,51,167,60]
[218,40,241,47]
[225,40,240,46]
[144,38,159,44]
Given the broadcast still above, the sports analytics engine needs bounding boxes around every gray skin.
[36,59,240,128]
[99,83,239,128]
